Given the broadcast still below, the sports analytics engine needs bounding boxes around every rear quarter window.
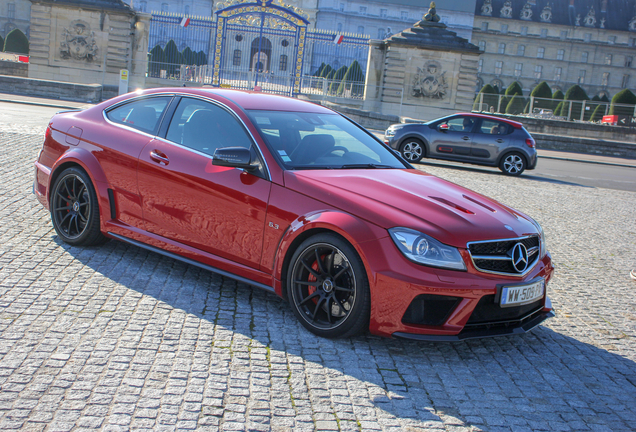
[106,96,172,135]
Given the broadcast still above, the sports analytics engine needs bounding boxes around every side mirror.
[212,147,256,171]
[438,123,450,132]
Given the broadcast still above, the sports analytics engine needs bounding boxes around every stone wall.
[0,61,28,77]
[28,1,150,90]
[0,75,102,102]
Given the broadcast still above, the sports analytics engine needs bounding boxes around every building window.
[608,36,616,44]
[8,3,15,20]
[360,6,366,14]
[605,54,612,66]
[478,59,483,73]
[339,3,344,11]
[161,3,168,12]
[233,49,241,66]
[584,33,592,43]
[554,67,562,81]
[578,70,586,85]
[537,47,545,59]
[515,63,523,77]
[139,0,147,12]
[479,41,486,51]
[279,54,288,71]
[581,52,588,63]
[622,74,631,88]
[337,23,342,32]
[357,26,364,34]
[630,38,636,47]
[501,24,508,34]
[380,8,387,18]
[625,56,633,68]
[495,61,503,75]
[540,29,548,38]
[481,22,489,31]
[557,49,565,61]
[401,11,408,20]
[535,65,543,80]
[560,30,568,40]
[498,43,505,54]
[517,45,525,56]
[184,5,189,15]
[378,28,385,39]
[602,72,610,86]
[521,26,528,36]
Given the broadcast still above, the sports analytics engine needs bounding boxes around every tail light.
[45,125,52,140]
[525,138,535,148]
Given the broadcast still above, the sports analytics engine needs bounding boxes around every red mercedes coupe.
[34,88,554,340]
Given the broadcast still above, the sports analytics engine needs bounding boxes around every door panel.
[472,119,511,161]
[429,116,475,158]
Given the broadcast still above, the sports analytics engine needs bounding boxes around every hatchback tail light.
[525,138,535,148]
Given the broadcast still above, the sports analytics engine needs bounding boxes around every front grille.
[468,235,540,275]
[466,294,544,326]
[402,294,461,327]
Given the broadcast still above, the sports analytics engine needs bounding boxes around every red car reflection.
[34,88,554,340]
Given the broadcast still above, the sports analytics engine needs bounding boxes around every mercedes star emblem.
[511,243,529,273]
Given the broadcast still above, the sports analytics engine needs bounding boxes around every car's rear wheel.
[499,152,526,176]
[287,234,370,338]
[50,167,106,246]
[400,139,425,163]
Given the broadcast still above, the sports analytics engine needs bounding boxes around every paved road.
[1,109,636,431]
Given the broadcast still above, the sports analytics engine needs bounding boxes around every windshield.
[246,110,406,170]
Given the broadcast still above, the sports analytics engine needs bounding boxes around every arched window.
[279,54,288,71]
[233,49,241,66]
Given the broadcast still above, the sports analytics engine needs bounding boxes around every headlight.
[385,129,396,137]
[530,219,547,258]
[389,228,466,271]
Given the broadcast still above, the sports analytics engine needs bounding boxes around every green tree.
[194,50,207,66]
[472,84,498,112]
[163,40,184,75]
[3,28,29,54]
[503,81,523,114]
[609,89,636,116]
[313,63,327,77]
[506,94,526,114]
[590,104,606,122]
[0,35,4,52]
[552,89,564,110]
[562,85,589,120]
[529,81,553,111]
[600,93,610,103]
[328,65,347,93]
[149,44,166,77]
[337,60,365,96]
[320,64,333,78]
[181,47,195,65]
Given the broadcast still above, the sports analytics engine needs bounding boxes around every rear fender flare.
[49,149,111,228]
[273,210,385,298]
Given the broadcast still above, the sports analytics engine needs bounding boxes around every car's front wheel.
[400,139,425,163]
[287,234,370,338]
[499,152,526,176]
[50,167,106,246]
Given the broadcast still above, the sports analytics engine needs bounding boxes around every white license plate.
[500,280,545,308]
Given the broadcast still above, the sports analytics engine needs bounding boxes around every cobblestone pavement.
[1,123,635,432]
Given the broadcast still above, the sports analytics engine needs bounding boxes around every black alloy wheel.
[400,139,425,163]
[499,152,526,176]
[50,167,106,246]
[288,234,370,338]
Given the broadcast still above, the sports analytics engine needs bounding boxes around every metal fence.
[473,94,636,123]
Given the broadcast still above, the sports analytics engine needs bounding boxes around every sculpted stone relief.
[480,0,492,17]
[60,20,98,62]
[412,61,447,100]
[540,5,552,23]
[500,1,513,19]
[519,2,533,21]
[583,7,597,27]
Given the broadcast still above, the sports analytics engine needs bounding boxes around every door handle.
[462,136,470,141]
[496,139,504,143]
[150,150,170,165]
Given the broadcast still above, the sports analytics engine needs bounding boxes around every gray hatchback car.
[384,113,537,176]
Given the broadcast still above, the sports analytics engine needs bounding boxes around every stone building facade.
[473,0,636,98]
[0,0,31,40]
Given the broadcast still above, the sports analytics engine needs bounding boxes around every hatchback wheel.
[400,139,425,163]
[50,167,106,246]
[288,234,370,338]
[499,152,526,176]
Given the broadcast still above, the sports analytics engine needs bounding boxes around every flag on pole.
[332,34,344,44]
[180,17,191,27]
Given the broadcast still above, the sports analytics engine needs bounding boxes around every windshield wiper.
[340,164,395,169]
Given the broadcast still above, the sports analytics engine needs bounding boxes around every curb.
[538,154,636,169]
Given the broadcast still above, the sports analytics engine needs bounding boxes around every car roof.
[139,87,334,114]
[455,113,523,128]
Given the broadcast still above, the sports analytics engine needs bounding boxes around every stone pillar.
[28,0,147,96]
[362,13,481,121]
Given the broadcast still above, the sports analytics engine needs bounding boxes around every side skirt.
[107,232,276,294]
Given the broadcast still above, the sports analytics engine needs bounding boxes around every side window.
[445,117,474,132]
[106,97,171,135]
[479,120,511,135]
[166,98,253,156]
